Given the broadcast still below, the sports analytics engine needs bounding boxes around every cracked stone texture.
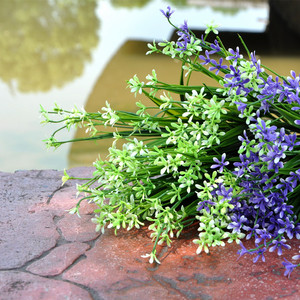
[26,242,91,276]
[0,169,62,269]
[0,271,92,300]
[57,214,101,242]
[63,228,300,300]
[0,167,299,300]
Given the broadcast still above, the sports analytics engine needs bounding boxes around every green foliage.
[42,12,300,267]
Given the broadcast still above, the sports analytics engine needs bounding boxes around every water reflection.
[0,0,99,92]
[111,0,151,8]
[1,0,292,172]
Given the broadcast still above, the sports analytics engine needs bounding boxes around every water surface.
[0,0,286,172]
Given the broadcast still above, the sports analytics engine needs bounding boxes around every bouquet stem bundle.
[41,7,300,275]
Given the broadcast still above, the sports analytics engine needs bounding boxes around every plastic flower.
[176,20,191,52]
[141,250,161,264]
[205,21,219,35]
[253,247,266,263]
[282,259,298,278]
[226,47,243,65]
[197,200,216,213]
[227,214,247,234]
[209,58,228,75]
[211,153,229,173]
[199,50,211,65]
[42,8,300,277]
[237,242,253,259]
[160,6,174,19]
[269,239,291,256]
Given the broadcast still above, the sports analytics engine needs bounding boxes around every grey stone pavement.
[0,167,299,300]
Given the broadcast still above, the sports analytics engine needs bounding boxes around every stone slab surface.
[0,167,299,300]
[26,242,91,276]
[0,271,92,300]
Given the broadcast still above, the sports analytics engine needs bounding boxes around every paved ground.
[0,167,299,300]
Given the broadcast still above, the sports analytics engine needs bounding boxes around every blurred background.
[0,0,299,172]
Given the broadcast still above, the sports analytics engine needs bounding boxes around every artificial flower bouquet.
[41,7,300,277]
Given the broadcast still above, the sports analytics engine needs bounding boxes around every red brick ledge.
[0,167,299,299]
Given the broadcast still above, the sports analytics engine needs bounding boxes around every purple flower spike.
[253,247,266,263]
[176,20,191,52]
[197,200,216,212]
[211,153,229,173]
[269,239,291,256]
[160,6,174,19]
[228,214,247,233]
[199,50,211,65]
[209,57,228,75]
[226,47,243,65]
[282,259,298,278]
[208,39,221,54]
[237,242,253,259]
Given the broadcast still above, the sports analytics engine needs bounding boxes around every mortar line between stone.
[46,185,65,204]
[58,277,103,300]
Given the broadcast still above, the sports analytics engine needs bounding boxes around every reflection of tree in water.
[110,0,151,8]
[211,7,241,16]
[0,0,99,93]
[166,0,188,7]
[166,0,264,14]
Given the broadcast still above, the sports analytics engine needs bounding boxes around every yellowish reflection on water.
[0,0,99,93]
[0,0,101,172]
[68,40,300,168]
